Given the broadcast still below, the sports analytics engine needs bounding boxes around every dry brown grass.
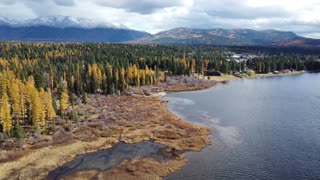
[61,157,187,180]
[0,94,211,179]
[157,76,217,92]
[0,149,29,163]
[0,137,116,180]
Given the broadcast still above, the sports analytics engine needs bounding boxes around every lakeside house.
[227,53,258,63]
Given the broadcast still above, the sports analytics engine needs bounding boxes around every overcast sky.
[0,0,319,38]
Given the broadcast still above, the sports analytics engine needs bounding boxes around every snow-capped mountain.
[0,16,150,42]
[0,16,127,29]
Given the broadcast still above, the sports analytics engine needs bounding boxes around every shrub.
[13,126,26,139]
[69,110,80,122]
[247,70,255,77]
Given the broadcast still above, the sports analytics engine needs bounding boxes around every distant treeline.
[0,43,319,93]
[227,45,320,55]
[0,42,320,134]
[0,43,319,94]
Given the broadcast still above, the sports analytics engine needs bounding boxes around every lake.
[165,73,320,180]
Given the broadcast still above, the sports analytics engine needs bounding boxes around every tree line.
[0,42,319,136]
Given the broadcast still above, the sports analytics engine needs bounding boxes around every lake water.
[48,141,172,179]
[165,73,320,180]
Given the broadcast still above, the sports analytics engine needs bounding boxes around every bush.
[247,70,255,77]
[82,93,88,104]
[69,110,80,122]
[13,126,26,139]
[46,124,57,135]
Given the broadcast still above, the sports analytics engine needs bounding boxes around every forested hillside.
[133,28,320,47]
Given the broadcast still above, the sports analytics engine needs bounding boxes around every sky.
[0,0,319,38]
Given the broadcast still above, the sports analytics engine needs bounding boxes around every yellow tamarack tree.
[60,89,69,114]
[30,87,42,127]
[26,76,43,127]
[18,80,26,122]
[0,71,8,95]
[39,88,46,126]
[133,64,140,86]
[8,78,21,122]
[120,67,126,84]
[45,88,56,120]
[141,70,146,85]
[1,92,12,133]
[88,64,92,77]
[160,72,165,82]
[127,64,134,83]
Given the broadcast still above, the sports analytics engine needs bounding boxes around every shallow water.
[48,141,171,179]
[165,73,320,180]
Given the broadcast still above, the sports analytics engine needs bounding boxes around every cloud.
[53,0,74,6]
[96,0,184,14]
[0,0,17,5]
[0,0,319,38]
[302,32,320,39]
[206,6,288,20]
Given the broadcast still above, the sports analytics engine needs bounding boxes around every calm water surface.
[49,141,171,179]
[165,73,320,180]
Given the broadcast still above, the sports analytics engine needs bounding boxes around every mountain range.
[0,16,149,42]
[134,28,320,47]
[0,16,319,47]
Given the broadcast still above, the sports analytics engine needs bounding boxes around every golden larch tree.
[0,71,8,95]
[1,92,12,133]
[60,89,69,113]
[45,88,56,119]
[39,88,46,126]
[29,87,42,127]
[18,80,26,122]
[8,78,21,121]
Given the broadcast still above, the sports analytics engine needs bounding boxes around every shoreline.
[0,71,305,179]
[0,94,211,180]
[207,71,305,82]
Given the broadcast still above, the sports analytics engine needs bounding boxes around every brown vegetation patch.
[0,94,211,179]
[0,149,30,163]
[128,76,217,96]
[52,132,75,145]
[0,138,116,180]
[73,126,100,142]
[156,76,217,92]
[61,157,187,180]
